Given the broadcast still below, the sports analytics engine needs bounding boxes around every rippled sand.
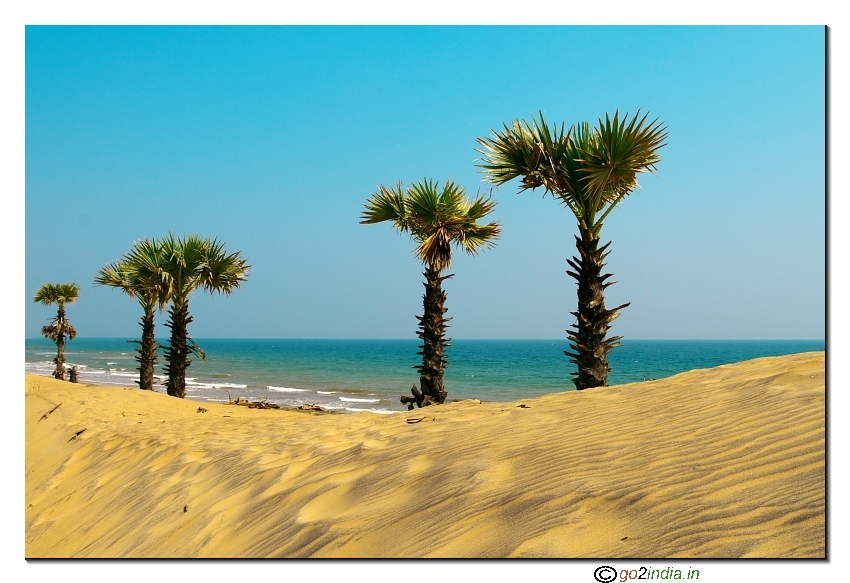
[25,352,824,558]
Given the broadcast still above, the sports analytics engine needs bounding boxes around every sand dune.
[25,352,824,558]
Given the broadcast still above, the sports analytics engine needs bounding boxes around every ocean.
[25,338,825,414]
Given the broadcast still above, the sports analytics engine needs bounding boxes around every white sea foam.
[106,362,117,365]
[317,390,338,394]
[267,386,307,393]
[339,397,380,403]
[187,381,248,389]
[344,407,395,414]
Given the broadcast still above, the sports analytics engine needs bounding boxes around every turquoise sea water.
[25,338,825,414]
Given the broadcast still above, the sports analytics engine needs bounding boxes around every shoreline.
[26,352,825,558]
[25,338,827,415]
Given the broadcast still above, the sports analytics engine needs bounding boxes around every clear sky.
[24,25,825,340]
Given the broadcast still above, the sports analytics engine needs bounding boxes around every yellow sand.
[25,352,824,558]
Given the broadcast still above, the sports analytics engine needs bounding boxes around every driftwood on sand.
[227,393,280,410]
[226,392,325,412]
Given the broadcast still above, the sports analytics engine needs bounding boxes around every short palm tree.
[362,179,501,408]
[158,234,250,398]
[94,239,170,391]
[477,110,667,389]
[33,282,80,381]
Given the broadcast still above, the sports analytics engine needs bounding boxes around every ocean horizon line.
[24,336,827,342]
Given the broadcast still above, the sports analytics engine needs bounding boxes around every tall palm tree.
[158,234,250,398]
[94,239,170,391]
[477,110,667,389]
[33,282,80,381]
[362,179,501,408]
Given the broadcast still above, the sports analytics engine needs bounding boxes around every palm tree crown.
[157,234,250,306]
[34,282,80,309]
[361,178,501,272]
[477,110,667,236]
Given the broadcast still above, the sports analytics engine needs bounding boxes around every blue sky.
[24,25,825,340]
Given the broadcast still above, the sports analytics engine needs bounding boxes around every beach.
[25,351,824,558]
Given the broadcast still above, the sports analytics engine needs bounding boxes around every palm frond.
[41,319,77,342]
[94,262,133,295]
[361,183,410,232]
[157,233,185,294]
[411,233,441,270]
[459,221,502,255]
[188,338,206,360]
[181,234,210,273]
[579,110,667,206]
[157,233,208,306]
[463,193,499,222]
[406,179,442,229]
[200,238,250,295]
[476,117,547,191]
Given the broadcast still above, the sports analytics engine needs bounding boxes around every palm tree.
[94,239,170,391]
[362,179,501,408]
[477,110,667,389]
[158,234,250,398]
[33,282,80,381]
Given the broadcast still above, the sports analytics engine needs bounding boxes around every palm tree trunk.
[53,334,66,380]
[164,302,192,398]
[565,226,629,389]
[136,310,157,391]
[407,266,453,407]
[53,305,66,381]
